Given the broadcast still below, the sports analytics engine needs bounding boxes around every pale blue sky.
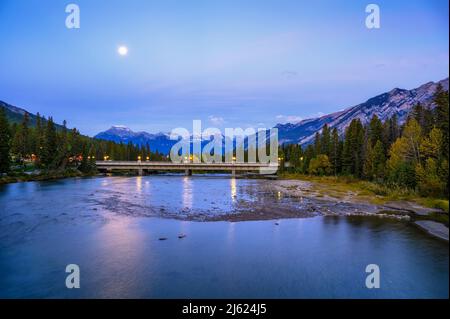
[0,0,448,135]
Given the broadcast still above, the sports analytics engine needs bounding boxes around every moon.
[118,46,128,56]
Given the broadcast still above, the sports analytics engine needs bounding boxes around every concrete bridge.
[96,161,279,176]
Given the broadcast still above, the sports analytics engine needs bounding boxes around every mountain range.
[1,77,448,154]
[276,77,448,145]
[93,77,449,152]
[0,100,66,131]
[94,126,177,154]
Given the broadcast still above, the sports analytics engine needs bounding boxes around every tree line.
[279,84,449,198]
[0,110,165,174]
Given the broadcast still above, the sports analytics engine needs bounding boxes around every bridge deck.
[96,161,278,174]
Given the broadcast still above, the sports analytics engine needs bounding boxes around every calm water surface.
[0,176,448,298]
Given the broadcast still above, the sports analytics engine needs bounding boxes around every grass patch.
[279,172,449,213]
[415,198,449,213]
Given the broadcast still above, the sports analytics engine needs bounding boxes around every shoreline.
[2,173,448,241]
[0,169,97,185]
[270,179,449,241]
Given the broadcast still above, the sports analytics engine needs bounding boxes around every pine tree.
[433,84,449,158]
[41,117,57,167]
[372,140,385,180]
[287,144,296,169]
[363,142,373,179]
[329,128,340,175]
[12,112,31,160]
[410,103,424,126]
[55,120,69,168]
[314,132,321,156]
[320,124,331,157]
[78,142,92,173]
[35,113,44,164]
[389,114,400,146]
[0,108,11,173]
[304,144,315,172]
[368,115,383,147]
[342,119,364,177]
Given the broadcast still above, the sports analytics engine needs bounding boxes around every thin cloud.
[282,70,299,78]
[208,115,225,126]
[276,114,303,123]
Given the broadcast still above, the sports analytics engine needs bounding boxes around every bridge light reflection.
[230,178,237,202]
[136,176,142,193]
[182,176,193,209]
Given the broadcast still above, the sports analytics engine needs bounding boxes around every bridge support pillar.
[138,168,143,176]
[231,169,236,177]
[185,169,192,176]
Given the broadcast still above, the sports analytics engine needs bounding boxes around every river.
[0,176,448,298]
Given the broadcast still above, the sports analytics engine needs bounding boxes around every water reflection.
[230,178,237,202]
[227,222,235,245]
[182,176,193,209]
[136,176,143,193]
[94,217,146,297]
[0,177,448,298]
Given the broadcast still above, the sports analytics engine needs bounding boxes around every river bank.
[0,168,95,184]
[272,178,449,241]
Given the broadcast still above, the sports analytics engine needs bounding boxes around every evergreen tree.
[372,140,385,180]
[35,113,45,164]
[55,120,69,168]
[304,144,315,172]
[290,144,301,170]
[389,114,400,146]
[320,124,330,156]
[342,119,364,177]
[363,142,373,179]
[313,132,321,156]
[41,117,57,167]
[433,84,449,158]
[329,128,340,175]
[12,112,31,160]
[368,115,383,147]
[410,103,424,127]
[0,108,11,173]
[78,142,92,173]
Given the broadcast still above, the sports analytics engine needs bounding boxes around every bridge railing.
[96,161,278,167]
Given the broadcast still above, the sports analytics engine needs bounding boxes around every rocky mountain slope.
[276,78,448,144]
